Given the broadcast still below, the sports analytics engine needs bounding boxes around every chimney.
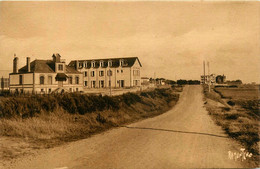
[13,56,19,73]
[52,53,61,63]
[27,57,31,72]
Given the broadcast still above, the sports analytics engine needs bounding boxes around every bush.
[96,113,106,123]
[225,113,239,120]
[227,100,235,106]
[0,88,178,119]
[121,92,141,106]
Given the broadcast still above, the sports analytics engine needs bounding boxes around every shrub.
[96,113,106,123]
[122,92,141,106]
[225,113,239,120]
[227,100,235,106]
[0,88,178,119]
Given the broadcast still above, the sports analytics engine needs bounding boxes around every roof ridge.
[75,57,138,62]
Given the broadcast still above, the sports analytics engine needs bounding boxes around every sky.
[0,1,259,83]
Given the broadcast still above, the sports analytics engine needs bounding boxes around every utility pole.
[207,61,210,92]
[203,61,205,84]
[154,72,156,86]
[109,69,112,96]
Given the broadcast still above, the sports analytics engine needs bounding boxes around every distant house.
[0,70,10,91]
[68,57,142,88]
[155,78,166,86]
[1,77,9,91]
[141,77,150,86]
[9,54,83,94]
[201,74,216,85]
[216,75,226,84]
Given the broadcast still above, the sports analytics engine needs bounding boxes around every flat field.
[215,87,259,100]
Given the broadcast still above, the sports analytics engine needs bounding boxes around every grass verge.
[0,87,180,162]
[203,85,259,167]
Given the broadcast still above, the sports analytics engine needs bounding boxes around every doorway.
[120,80,124,88]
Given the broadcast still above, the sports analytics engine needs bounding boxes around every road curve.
[7,85,243,169]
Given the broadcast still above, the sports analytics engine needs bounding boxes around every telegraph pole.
[109,69,112,96]
[208,61,210,92]
[154,72,156,86]
[203,61,205,84]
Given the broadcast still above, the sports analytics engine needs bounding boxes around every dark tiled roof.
[19,60,54,73]
[68,57,142,69]
[66,65,80,74]
[18,60,80,74]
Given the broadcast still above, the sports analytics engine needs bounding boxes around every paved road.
[7,85,243,169]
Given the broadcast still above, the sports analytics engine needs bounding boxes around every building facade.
[201,74,216,85]
[68,57,142,89]
[9,54,83,94]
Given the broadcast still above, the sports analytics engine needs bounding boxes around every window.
[108,60,112,67]
[84,71,88,77]
[100,61,104,67]
[120,59,124,66]
[48,88,52,93]
[99,71,104,77]
[133,70,140,76]
[41,89,44,92]
[133,80,139,86]
[99,80,104,88]
[91,71,95,77]
[107,70,112,76]
[40,76,44,84]
[84,61,87,68]
[79,62,83,68]
[19,75,23,85]
[58,64,63,71]
[117,70,119,73]
[76,88,78,92]
[68,76,73,84]
[121,70,123,73]
[91,81,96,88]
[48,76,52,84]
[84,81,88,86]
[109,80,111,87]
[75,76,79,84]
[92,61,95,68]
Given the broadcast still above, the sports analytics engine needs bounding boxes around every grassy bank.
[203,85,259,167]
[0,88,180,161]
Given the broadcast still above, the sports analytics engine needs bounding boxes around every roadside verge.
[202,85,259,167]
[0,87,181,165]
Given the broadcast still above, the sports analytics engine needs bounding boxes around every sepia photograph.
[0,0,259,168]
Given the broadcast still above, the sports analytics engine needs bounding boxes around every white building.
[9,54,83,94]
[68,57,142,89]
[201,74,216,85]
